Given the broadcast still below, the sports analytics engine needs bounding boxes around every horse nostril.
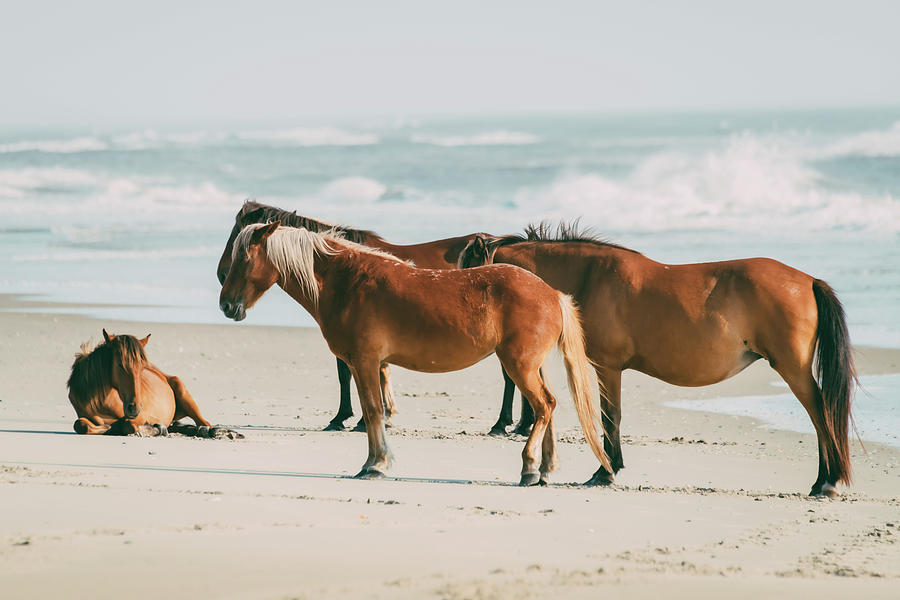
[220,300,232,314]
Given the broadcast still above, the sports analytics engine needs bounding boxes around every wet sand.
[1,296,898,598]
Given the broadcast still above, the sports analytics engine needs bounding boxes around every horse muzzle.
[220,299,246,321]
[124,402,140,419]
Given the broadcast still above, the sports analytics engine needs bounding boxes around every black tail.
[812,279,856,485]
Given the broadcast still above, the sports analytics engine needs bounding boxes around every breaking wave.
[411,130,539,147]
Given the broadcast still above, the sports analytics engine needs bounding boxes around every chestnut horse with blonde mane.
[68,329,239,438]
[458,223,856,497]
[219,222,612,484]
[216,201,486,431]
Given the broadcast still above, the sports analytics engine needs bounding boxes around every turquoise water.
[668,373,900,449]
[1,109,899,344]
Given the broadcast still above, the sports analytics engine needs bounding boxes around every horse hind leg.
[73,417,112,435]
[776,366,840,497]
[513,370,538,437]
[500,359,555,486]
[585,367,623,486]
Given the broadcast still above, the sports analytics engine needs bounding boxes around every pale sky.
[2,0,899,126]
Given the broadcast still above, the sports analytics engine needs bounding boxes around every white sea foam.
[237,127,378,146]
[411,130,539,147]
[0,137,109,153]
[0,167,241,217]
[820,121,900,158]
[0,168,104,199]
[513,134,900,234]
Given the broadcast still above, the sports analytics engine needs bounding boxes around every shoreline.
[2,300,899,598]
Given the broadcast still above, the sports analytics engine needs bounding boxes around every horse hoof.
[512,423,533,437]
[197,426,210,438]
[354,468,385,480]
[154,424,168,437]
[352,420,367,433]
[810,482,839,498]
[539,473,551,486]
[323,421,346,432]
[584,467,614,487]
[488,425,509,437]
[519,472,541,486]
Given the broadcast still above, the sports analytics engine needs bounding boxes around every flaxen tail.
[812,279,856,485]
[557,293,613,474]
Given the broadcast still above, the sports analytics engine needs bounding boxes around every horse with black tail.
[459,222,856,496]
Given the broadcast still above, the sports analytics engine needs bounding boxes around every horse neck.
[272,250,346,323]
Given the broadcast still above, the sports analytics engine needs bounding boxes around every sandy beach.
[1,294,898,599]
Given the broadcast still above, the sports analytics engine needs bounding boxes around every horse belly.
[386,333,498,373]
[630,318,761,387]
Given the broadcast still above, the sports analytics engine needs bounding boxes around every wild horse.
[219,222,612,484]
[217,201,485,431]
[68,329,240,438]
[458,223,856,497]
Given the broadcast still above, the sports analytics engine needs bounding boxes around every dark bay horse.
[68,330,240,438]
[219,222,612,484]
[216,201,485,431]
[458,223,856,497]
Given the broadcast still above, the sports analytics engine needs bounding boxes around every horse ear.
[473,234,488,255]
[251,221,280,245]
[139,334,151,347]
[102,328,112,343]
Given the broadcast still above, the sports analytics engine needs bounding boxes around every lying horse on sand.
[216,201,487,432]
[458,223,856,497]
[219,222,612,484]
[68,329,241,438]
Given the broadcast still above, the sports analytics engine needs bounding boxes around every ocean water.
[0,110,898,348]
[668,373,900,449]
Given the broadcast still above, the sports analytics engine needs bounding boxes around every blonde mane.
[233,223,407,305]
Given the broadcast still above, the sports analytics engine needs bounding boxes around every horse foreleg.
[73,417,112,435]
[169,375,212,428]
[325,357,354,431]
[349,360,393,478]
[489,366,517,436]
[585,367,623,486]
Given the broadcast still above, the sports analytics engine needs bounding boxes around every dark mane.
[67,335,148,405]
[238,200,383,245]
[488,220,640,254]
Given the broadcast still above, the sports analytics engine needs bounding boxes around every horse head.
[101,329,151,419]
[219,221,280,321]
[457,233,497,269]
[217,201,269,285]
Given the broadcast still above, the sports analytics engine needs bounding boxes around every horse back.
[375,234,484,269]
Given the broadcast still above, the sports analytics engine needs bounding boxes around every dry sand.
[0,294,898,599]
